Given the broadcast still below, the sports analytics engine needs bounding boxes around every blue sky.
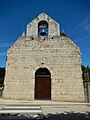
[0,0,90,67]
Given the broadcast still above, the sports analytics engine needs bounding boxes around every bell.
[40,28,46,36]
[39,25,46,36]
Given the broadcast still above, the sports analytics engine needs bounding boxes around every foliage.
[82,65,90,80]
[82,65,90,73]
[0,67,5,86]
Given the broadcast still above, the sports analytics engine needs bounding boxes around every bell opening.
[38,20,48,36]
[40,32,46,36]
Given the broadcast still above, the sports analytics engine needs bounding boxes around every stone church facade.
[3,13,85,102]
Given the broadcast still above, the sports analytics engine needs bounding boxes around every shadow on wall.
[0,67,5,98]
[0,87,4,98]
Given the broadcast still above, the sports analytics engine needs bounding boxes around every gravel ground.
[0,112,90,120]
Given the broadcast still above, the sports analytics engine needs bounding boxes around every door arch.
[35,68,51,100]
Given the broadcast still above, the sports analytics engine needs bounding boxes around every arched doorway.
[35,68,51,100]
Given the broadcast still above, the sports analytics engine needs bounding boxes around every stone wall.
[3,35,85,102]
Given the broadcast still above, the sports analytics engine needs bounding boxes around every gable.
[26,13,60,37]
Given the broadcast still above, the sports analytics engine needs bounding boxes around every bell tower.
[26,13,60,37]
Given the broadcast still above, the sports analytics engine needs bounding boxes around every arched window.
[38,21,48,36]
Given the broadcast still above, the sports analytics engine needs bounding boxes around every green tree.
[85,65,90,74]
[82,65,90,80]
[0,67,5,87]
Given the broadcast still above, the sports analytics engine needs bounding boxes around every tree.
[81,65,90,80]
[0,67,5,87]
[85,65,90,74]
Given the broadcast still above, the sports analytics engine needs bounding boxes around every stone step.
[0,105,42,115]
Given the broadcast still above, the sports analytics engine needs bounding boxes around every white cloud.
[0,43,12,48]
[80,16,90,31]
[76,36,90,42]
[0,52,6,56]
[70,16,90,36]
[84,24,90,31]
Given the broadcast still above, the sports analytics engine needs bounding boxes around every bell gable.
[26,13,60,37]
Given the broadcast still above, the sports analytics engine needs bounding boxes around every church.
[3,13,85,102]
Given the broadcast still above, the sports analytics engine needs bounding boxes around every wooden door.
[35,76,51,100]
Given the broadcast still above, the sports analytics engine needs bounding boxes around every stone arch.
[38,20,48,36]
[35,67,51,100]
[35,67,51,76]
[31,64,53,79]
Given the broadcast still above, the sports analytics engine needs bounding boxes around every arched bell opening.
[35,68,51,100]
[38,21,48,36]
